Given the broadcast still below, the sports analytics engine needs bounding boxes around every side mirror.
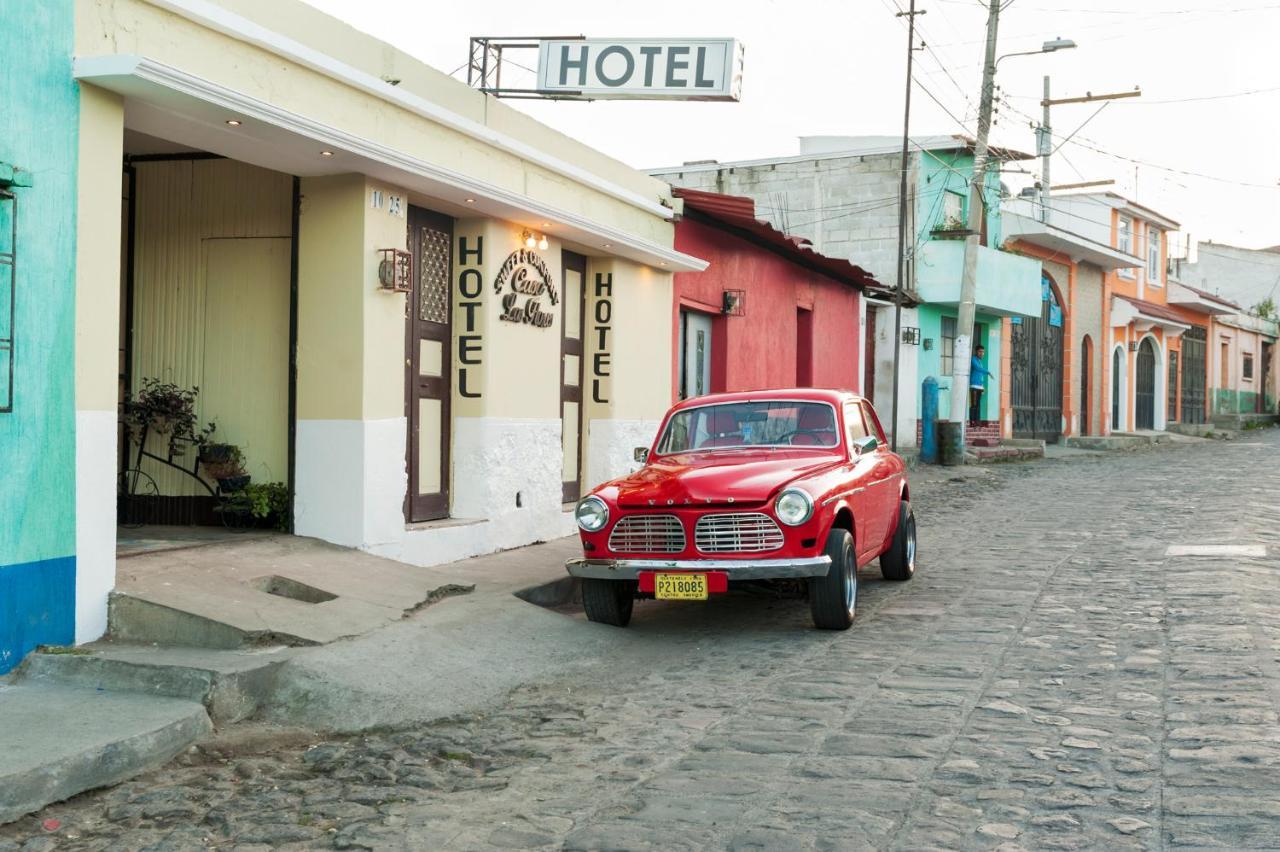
[633,447,650,463]
[852,435,879,456]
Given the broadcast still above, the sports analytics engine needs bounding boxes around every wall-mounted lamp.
[522,229,549,251]
[377,248,411,293]
[722,289,746,316]
[1129,340,1139,352]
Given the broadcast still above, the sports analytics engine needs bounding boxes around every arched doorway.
[1111,346,1124,431]
[1080,335,1093,436]
[1011,274,1065,441]
[1135,337,1157,430]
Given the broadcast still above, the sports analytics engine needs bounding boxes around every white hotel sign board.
[536,39,743,101]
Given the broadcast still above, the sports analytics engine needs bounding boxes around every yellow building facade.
[73,0,705,601]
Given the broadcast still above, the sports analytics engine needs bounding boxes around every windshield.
[657,401,840,453]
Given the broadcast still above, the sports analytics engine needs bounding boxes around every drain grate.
[252,575,338,604]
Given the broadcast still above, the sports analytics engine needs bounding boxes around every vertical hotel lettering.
[457,236,483,398]
[592,272,613,404]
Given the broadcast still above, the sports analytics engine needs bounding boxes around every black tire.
[810,527,857,630]
[880,500,917,582]
[582,578,637,627]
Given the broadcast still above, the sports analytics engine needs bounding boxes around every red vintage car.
[566,388,916,630]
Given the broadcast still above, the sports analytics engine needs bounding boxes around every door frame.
[405,205,453,523]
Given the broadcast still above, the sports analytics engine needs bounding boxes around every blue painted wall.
[0,0,79,672]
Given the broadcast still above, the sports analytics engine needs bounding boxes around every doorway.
[1010,276,1064,442]
[1112,347,1123,431]
[1080,335,1092,436]
[561,251,586,503]
[679,309,713,399]
[405,206,452,522]
[796,308,814,387]
[863,308,876,403]
[1181,326,1206,423]
[1135,337,1156,430]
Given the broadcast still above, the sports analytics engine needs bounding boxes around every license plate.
[655,573,708,600]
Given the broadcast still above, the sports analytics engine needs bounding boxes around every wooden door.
[863,308,876,403]
[406,206,452,522]
[1080,336,1092,436]
[561,251,586,503]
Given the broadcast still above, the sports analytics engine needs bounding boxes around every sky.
[300,0,1280,252]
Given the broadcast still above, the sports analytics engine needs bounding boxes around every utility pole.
[947,0,1001,436]
[1039,86,1140,224]
[1040,76,1051,223]
[890,0,924,451]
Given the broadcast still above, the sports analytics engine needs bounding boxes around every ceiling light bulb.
[225,119,241,127]
[538,235,549,250]
[320,150,334,157]
[465,197,476,203]
[524,231,536,249]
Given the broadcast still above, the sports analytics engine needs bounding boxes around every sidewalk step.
[0,683,211,824]
[965,445,1045,463]
[14,642,292,726]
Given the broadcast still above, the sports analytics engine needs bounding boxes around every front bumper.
[565,555,832,582]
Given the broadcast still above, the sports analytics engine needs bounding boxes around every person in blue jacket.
[969,344,992,426]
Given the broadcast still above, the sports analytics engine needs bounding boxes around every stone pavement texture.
[3,431,1279,850]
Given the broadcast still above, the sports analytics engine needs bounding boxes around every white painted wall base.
[75,410,117,643]
[586,417,661,491]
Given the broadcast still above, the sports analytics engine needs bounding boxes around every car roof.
[670,388,862,412]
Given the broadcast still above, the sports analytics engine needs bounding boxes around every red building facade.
[670,189,884,401]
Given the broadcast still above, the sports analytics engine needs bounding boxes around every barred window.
[0,189,15,413]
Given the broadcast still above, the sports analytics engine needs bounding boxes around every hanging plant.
[123,378,203,455]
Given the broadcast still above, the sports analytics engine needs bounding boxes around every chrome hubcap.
[905,516,917,569]
[845,543,857,611]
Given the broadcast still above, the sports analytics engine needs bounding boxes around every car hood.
[611,451,841,507]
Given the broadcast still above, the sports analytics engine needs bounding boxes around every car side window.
[861,402,888,444]
[845,404,869,449]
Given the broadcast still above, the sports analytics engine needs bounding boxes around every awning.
[1112,295,1192,338]
[1167,280,1238,315]
[75,54,707,273]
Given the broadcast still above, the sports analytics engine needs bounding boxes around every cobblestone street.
[5,433,1280,851]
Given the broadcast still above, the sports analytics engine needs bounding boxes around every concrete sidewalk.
[1,534,589,823]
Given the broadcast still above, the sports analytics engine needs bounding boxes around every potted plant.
[124,378,201,456]
[202,444,250,492]
[930,215,974,240]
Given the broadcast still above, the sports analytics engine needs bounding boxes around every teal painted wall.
[916,304,1000,422]
[0,0,79,671]
[1213,388,1274,415]
[914,149,1002,248]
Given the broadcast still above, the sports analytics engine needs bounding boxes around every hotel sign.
[537,39,743,101]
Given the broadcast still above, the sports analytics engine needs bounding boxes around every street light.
[996,37,1077,67]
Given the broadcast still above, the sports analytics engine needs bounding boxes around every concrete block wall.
[654,152,906,287]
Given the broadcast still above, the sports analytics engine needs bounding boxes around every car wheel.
[582,578,637,627]
[810,527,856,630]
[880,500,916,582]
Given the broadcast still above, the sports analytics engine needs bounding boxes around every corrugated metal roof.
[673,187,896,298]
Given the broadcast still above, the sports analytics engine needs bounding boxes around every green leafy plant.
[1253,298,1277,321]
[235,482,290,530]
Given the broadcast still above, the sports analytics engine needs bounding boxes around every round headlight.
[775,488,814,526]
[575,496,610,532]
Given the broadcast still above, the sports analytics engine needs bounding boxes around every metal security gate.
[1135,337,1156,430]
[1167,351,1179,423]
[1010,278,1064,442]
[1180,326,1206,423]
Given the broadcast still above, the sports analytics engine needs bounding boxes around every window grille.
[0,189,15,413]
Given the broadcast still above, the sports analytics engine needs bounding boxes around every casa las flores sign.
[495,249,558,328]
[537,39,743,101]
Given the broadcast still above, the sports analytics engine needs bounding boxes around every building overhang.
[1166,280,1237,316]
[75,54,708,273]
[1111,296,1192,339]
[1003,212,1142,271]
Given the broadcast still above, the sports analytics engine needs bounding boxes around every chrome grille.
[608,514,686,554]
[695,513,785,553]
